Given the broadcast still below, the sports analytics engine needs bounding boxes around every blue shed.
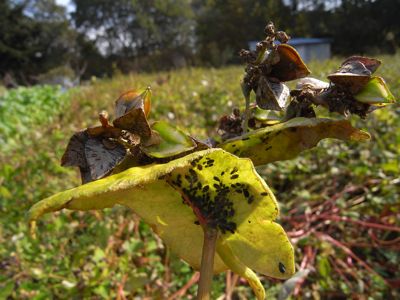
[249,38,332,62]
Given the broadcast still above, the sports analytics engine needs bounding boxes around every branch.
[197,226,218,300]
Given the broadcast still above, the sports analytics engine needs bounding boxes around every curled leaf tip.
[217,242,266,300]
[350,129,371,141]
[354,76,396,106]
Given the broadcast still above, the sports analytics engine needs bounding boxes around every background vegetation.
[0,54,399,298]
[1,0,399,298]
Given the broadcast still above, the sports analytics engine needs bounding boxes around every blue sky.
[55,0,75,13]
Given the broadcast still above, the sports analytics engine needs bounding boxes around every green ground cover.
[0,56,399,299]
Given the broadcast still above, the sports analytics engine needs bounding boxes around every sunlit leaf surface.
[354,77,396,106]
[28,149,294,298]
[142,121,196,158]
[253,107,283,126]
[219,118,371,166]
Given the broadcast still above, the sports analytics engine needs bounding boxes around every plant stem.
[196,226,218,300]
[242,94,250,133]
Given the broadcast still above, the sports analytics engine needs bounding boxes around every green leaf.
[253,107,282,125]
[0,282,14,299]
[354,76,396,106]
[317,257,332,278]
[141,121,196,158]
[219,117,370,166]
[28,149,294,298]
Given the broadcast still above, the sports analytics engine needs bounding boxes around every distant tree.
[72,0,195,68]
[331,0,400,54]
[195,0,291,66]
[286,1,333,39]
[286,0,400,55]
[0,0,77,84]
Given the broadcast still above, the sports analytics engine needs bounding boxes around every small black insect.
[279,262,286,274]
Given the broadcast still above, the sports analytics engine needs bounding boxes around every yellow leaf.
[219,118,370,166]
[28,149,294,298]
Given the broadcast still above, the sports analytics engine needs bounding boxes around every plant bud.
[256,42,264,51]
[264,22,275,36]
[276,31,290,43]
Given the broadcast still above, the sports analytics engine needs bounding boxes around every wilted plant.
[28,22,396,299]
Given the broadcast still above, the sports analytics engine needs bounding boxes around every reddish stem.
[168,272,200,300]
[316,215,400,232]
[314,232,389,286]
[328,256,353,290]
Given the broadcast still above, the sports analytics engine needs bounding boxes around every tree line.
[1,0,399,85]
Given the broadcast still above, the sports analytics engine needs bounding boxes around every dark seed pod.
[275,31,290,43]
[264,21,275,35]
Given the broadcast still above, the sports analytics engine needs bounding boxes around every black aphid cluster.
[168,156,259,234]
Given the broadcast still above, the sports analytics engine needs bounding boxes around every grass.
[0,55,399,299]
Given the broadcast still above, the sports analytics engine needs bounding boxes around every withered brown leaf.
[256,76,290,111]
[61,131,126,184]
[113,108,152,139]
[269,44,311,82]
[85,138,126,182]
[115,89,151,118]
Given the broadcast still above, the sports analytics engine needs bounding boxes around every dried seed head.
[264,21,275,36]
[275,31,290,43]
[256,42,264,52]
